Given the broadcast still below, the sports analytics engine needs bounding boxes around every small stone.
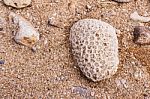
[133,26,150,45]
[48,17,55,26]
[0,17,6,32]
[48,17,62,28]
[0,60,5,64]
[72,86,91,97]
[86,5,92,10]
[90,91,95,96]
[115,78,128,88]
[116,29,121,37]
[70,19,119,82]
[130,11,150,22]
[31,46,37,52]
[113,0,132,3]
[31,45,40,52]
[3,0,31,8]
[9,12,40,47]
[44,38,48,45]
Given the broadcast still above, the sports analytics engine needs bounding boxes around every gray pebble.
[72,86,92,98]
[0,60,5,64]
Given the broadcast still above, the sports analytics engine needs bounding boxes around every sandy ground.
[0,0,150,98]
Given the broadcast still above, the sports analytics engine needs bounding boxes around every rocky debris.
[113,0,132,3]
[130,11,150,22]
[133,26,150,45]
[9,12,40,47]
[3,0,31,8]
[70,19,119,82]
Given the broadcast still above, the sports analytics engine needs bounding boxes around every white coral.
[70,19,119,82]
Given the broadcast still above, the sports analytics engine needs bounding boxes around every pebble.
[113,0,132,3]
[31,45,40,52]
[72,86,91,98]
[70,19,119,82]
[86,5,92,11]
[0,17,6,32]
[3,0,31,8]
[133,26,150,45]
[48,17,62,28]
[0,60,5,64]
[9,12,40,47]
[90,91,95,96]
[130,11,150,22]
[31,46,37,52]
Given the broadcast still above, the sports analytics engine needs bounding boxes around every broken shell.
[10,12,40,47]
[3,0,31,8]
[133,26,150,45]
[130,11,150,22]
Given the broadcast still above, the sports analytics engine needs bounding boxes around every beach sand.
[0,0,150,98]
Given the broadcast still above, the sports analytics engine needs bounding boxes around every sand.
[0,0,150,98]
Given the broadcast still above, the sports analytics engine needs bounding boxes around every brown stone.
[133,26,150,45]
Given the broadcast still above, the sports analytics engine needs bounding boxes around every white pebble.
[10,12,40,47]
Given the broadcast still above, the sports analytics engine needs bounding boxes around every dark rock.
[0,60,5,64]
[133,26,150,45]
